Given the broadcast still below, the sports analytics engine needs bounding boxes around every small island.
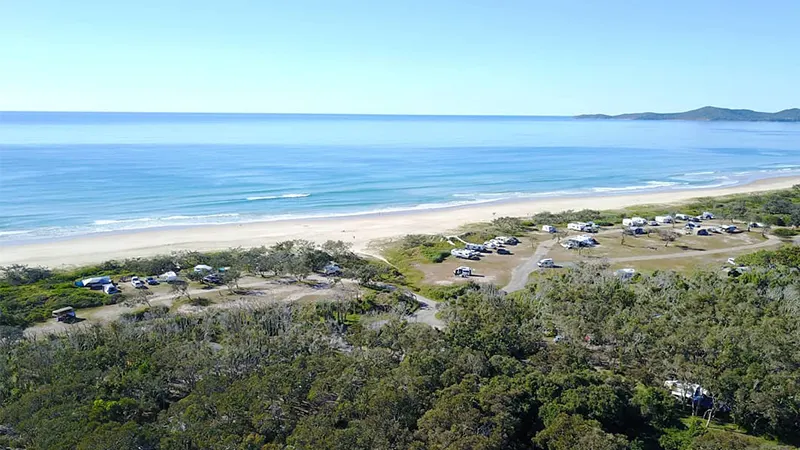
[576,106,800,122]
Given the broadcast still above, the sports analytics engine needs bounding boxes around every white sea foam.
[246,193,311,201]
[94,217,153,225]
[0,230,33,237]
[590,181,681,193]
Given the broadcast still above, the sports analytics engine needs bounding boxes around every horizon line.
[0,110,577,118]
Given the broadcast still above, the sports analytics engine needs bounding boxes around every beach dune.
[2,176,798,268]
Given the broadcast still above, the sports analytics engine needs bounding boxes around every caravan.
[464,243,487,252]
[655,215,673,224]
[567,222,597,232]
[622,217,647,227]
[541,225,557,233]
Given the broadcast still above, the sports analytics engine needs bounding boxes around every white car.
[130,276,144,289]
[537,258,555,268]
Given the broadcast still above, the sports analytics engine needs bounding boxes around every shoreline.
[3,176,798,268]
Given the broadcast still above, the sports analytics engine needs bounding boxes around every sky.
[2,0,799,115]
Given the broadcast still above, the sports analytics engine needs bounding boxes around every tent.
[75,276,111,287]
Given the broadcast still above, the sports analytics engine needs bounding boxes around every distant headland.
[576,106,800,122]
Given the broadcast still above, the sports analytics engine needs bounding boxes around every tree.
[222,269,242,293]
[170,279,191,300]
[632,387,677,428]
[534,413,628,450]
[727,200,748,223]
[790,205,800,227]
[658,229,680,247]
[0,264,52,286]
[123,288,153,308]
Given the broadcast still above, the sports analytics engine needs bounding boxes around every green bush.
[771,228,798,238]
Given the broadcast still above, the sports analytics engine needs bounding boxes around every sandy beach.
[3,176,798,268]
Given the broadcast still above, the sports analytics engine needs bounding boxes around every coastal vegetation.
[0,240,399,328]
[1,252,799,448]
[3,189,800,448]
[576,106,800,122]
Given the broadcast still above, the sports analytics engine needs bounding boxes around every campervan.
[453,266,472,277]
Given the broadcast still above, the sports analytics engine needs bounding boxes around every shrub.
[771,228,798,238]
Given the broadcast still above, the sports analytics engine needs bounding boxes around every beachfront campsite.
[2,188,800,449]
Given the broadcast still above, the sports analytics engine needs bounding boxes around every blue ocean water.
[1,111,799,243]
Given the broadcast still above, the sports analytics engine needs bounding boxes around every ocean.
[1,112,799,243]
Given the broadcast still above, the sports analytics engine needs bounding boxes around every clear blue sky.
[2,1,799,115]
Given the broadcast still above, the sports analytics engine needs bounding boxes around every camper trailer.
[674,213,690,221]
[193,264,213,273]
[541,225,557,233]
[52,307,76,322]
[622,217,647,227]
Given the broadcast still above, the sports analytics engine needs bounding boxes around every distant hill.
[576,106,800,122]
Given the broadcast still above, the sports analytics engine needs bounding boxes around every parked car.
[145,277,160,285]
[130,276,145,289]
[649,221,660,226]
[203,274,223,285]
[497,248,511,255]
[537,258,555,268]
